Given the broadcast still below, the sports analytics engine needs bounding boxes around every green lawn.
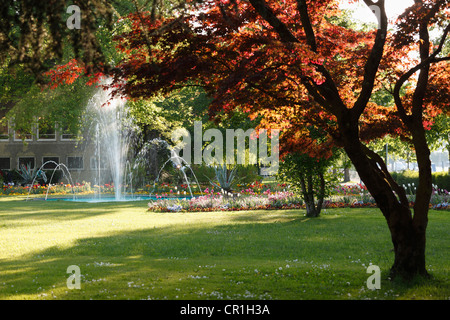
[0,196,448,300]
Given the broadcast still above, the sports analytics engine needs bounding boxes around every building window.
[90,156,108,170]
[67,156,83,170]
[0,157,11,170]
[42,157,60,169]
[60,124,77,141]
[14,122,33,141]
[0,121,9,141]
[37,119,56,140]
[18,157,35,170]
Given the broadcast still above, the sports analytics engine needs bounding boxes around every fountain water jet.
[26,161,76,201]
[150,149,203,199]
[85,78,138,200]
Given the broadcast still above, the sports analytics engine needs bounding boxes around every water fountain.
[26,161,76,201]
[28,78,201,203]
[150,149,203,198]
[85,78,138,201]
[124,160,134,198]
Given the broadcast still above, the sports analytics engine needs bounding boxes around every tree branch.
[393,23,450,124]
[294,0,345,115]
[295,0,316,51]
[352,0,388,118]
[248,0,299,43]
[360,143,410,209]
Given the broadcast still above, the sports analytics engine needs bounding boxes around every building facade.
[0,119,103,184]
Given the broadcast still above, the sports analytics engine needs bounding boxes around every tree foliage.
[278,151,339,217]
[0,0,116,78]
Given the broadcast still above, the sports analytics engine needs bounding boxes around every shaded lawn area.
[0,196,448,300]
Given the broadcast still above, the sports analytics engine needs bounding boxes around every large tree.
[105,0,449,280]
[0,0,193,132]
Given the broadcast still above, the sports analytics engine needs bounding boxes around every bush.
[391,170,450,191]
[42,169,63,184]
[390,170,419,188]
[0,170,22,184]
[191,164,261,186]
[190,164,216,184]
[433,171,450,191]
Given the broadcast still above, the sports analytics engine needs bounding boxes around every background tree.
[368,135,418,170]
[278,151,339,217]
[0,0,198,139]
[426,114,450,173]
[0,0,115,80]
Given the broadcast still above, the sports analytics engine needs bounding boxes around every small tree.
[278,152,338,217]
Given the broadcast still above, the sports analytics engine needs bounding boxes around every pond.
[43,195,192,203]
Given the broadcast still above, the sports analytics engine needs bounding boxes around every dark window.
[14,122,33,141]
[38,119,56,140]
[0,157,10,170]
[18,157,35,170]
[42,157,60,169]
[15,130,33,141]
[67,156,83,169]
[60,124,77,140]
[0,122,8,140]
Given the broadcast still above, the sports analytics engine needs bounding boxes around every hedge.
[391,170,450,191]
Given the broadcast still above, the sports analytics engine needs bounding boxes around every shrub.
[391,170,450,191]
[191,164,262,186]
[190,164,217,184]
[433,171,450,191]
[207,164,238,193]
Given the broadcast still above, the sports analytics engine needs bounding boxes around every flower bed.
[147,190,404,213]
[148,193,449,213]
[0,182,129,197]
[148,191,304,212]
[1,179,448,210]
[332,183,367,196]
[147,180,450,212]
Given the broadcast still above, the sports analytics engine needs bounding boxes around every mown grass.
[0,196,448,300]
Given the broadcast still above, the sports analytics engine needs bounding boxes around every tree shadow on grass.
[0,199,148,224]
[0,209,407,300]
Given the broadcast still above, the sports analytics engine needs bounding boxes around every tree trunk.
[388,206,428,279]
[343,167,350,182]
[340,119,430,280]
[299,172,324,218]
[447,140,450,174]
[305,197,320,217]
